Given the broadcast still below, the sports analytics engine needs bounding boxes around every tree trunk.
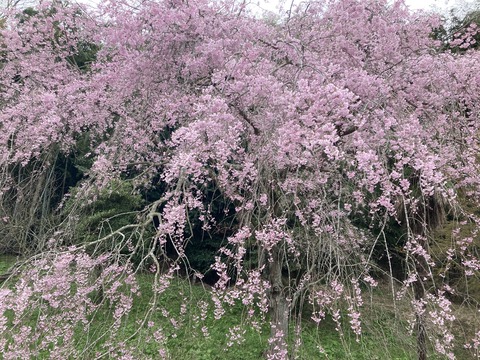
[413,238,429,360]
[414,278,427,360]
[267,246,289,359]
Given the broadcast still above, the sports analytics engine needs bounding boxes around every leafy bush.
[64,180,150,266]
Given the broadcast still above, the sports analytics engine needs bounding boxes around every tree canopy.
[1,0,480,358]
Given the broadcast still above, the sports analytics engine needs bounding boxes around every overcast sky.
[72,0,473,9]
[66,0,478,16]
[398,0,451,10]
[397,0,475,11]
[256,0,476,13]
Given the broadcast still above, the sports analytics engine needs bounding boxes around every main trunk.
[414,247,428,360]
[267,246,289,359]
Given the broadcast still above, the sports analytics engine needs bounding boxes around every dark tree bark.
[267,245,289,359]
[413,248,428,360]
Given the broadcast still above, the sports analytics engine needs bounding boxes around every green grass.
[94,275,270,359]
[0,256,478,359]
[0,255,17,274]
[72,275,423,360]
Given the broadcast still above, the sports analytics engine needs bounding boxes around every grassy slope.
[0,255,477,359]
[109,275,418,360]
[75,274,473,360]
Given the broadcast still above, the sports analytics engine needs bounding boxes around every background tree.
[0,1,98,254]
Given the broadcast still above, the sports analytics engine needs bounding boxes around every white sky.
[403,0,452,10]
[404,0,476,11]
[255,0,477,14]
[72,0,475,10]
[12,0,476,16]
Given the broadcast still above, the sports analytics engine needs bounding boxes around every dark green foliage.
[371,218,408,280]
[19,7,39,20]
[50,151,88,209]
[66,41,100,72]
[76,182,143,237]
[66,180,149,265]
[183,184,238,284]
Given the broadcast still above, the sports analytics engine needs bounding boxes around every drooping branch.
[229,103,261,136]
[336,124,358,137]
